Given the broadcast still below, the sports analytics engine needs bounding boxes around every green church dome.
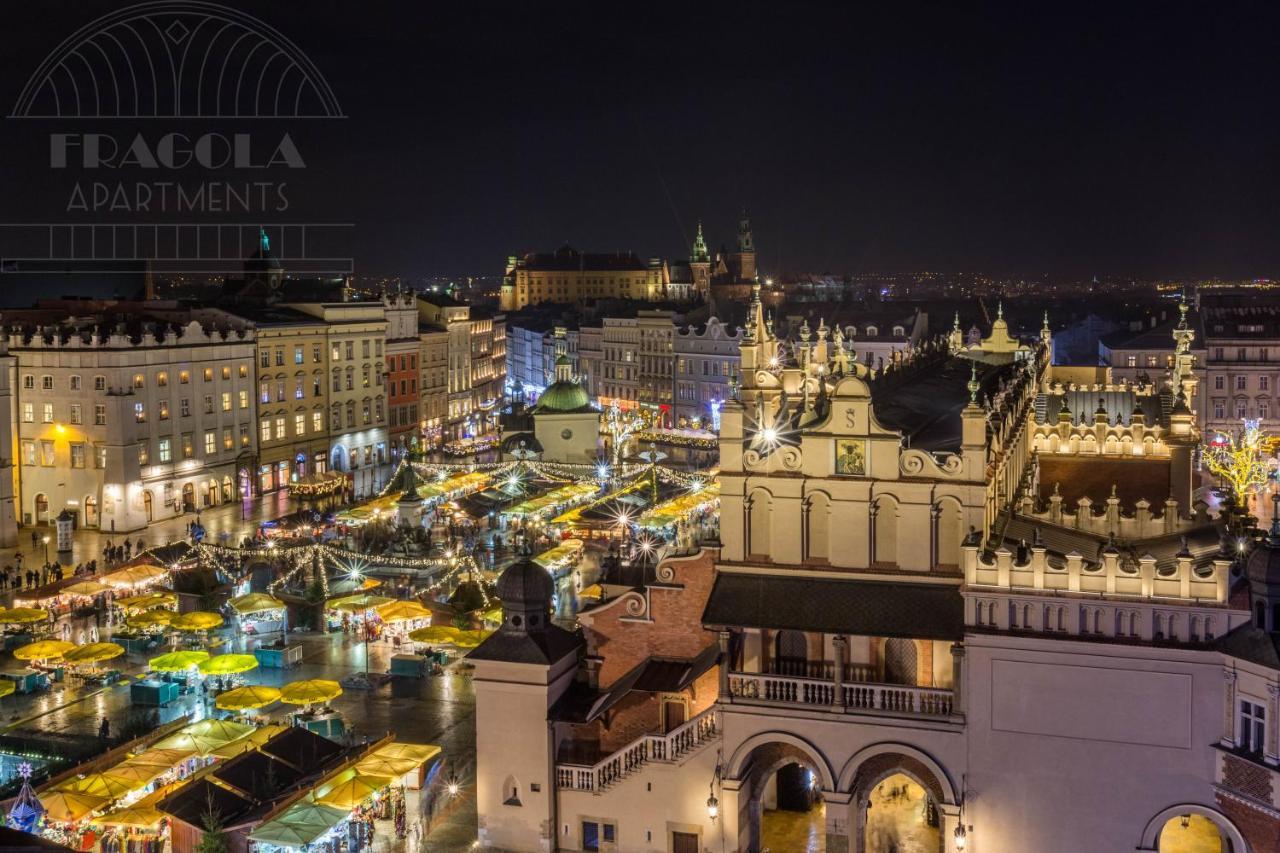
[533,380,591,413]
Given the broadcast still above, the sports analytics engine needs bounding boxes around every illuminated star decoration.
[746,392,795,459]
[17,762,31,779]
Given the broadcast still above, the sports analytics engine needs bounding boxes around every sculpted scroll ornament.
[900,449,963,477]
[744,445,803,471]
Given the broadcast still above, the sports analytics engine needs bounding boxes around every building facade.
[243,308,330,495]
[674,317,741,428]
[286,302,389,496]
[470,289,1275,853]
[9,303,257,533]
[501,246,667,311]
[384,292,421,458]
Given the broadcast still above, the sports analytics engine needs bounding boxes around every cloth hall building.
[471,285,1276,852]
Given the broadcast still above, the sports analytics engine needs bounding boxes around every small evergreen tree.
[196,803,229,853]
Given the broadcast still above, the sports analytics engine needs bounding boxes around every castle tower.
[734,209,756,282]
[468,555,583,851]
[690,221,711,299]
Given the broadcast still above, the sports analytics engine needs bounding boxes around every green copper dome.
[532,380,591,413]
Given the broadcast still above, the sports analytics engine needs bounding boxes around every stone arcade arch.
[726,733,836,853]
[1137,804,1248,852]
[838,743,959,853]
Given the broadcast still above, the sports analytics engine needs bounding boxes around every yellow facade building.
[500,246,667,311]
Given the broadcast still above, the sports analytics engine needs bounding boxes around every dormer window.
[892,326,905,336]
[866,325,879,337]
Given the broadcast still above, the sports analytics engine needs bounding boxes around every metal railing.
[555,706,719,792]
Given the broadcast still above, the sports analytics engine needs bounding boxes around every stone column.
[1268,683,1280,766]
[823,790,852,853]
[832,635,847,710]
[951,643,966,715]
[718,630,732,703]
[1223,668,1238,747]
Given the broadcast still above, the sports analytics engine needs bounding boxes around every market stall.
[228,592,286,635]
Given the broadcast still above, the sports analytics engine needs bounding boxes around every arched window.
[773,630,808,676]
[936,499,962,568]
[873,497,898,566]
[749,491,771,558]
[883,639,918,686]
[807,493,830,562]
[502,775,521,806]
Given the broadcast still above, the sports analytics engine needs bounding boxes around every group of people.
[101,537,143,566]
[0,560,65,591]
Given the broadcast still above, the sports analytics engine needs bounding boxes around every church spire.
[691,221,709,264]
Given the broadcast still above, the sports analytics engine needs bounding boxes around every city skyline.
[3,2,1280,283]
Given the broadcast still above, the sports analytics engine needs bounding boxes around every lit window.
[239,390,248,409]
[21,403,32,423]
[204,431,216,456]
[240,425,250,447]
[239,364,248,378]
[260,420,271,444]
[156,372,168,387]
[295,413,306,436]
[181,433,193,459]
[138,443,149,466]
[223,428,233,451]
[157,438,171,463]
[222,366,231,380]
[20,441,34,466]
[41,403,53,423]
[203,368,213,381]
[222,392,232,412]
[274,417,286,440]
[179,370,190,384]
[313,411,323,432]
[134,402,146,423]
[158,400,170,421]
[295,346,304,365]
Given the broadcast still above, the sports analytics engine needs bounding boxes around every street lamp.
[41,535,49,564]
[953,824,967,850]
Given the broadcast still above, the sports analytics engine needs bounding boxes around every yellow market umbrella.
[153,732,237,757]
[198,654,259,676]
[127,747,198,768]
[209,724,285,758]
[325,593,393,613]
[215,685,281,711]
[102,763,167,788]
[61,580,110,597]
[280,679,342,705]
[98,805,167,829]
[407,626,459,644]
[229,592,284,615]
[13,640,75,662]
[0,681,15,700]
[0,607,48,625]
[182,718,255,743]
[370,743,441,765]
[63,642,125,665]
[361,578,382,590]
[102,563,168,589]
[149,650,209,672]
[354,755,419,778]
[171,611,224,631]
[316,772,391,809]
[375,600,432,623]
[126,609,174,630]
[117,592,176,612]
[55,773,136,800]
[40,791,107,823]
[450,630,490,649]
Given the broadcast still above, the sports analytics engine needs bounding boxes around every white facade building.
[9,306,257,533]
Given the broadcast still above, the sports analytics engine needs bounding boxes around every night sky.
[3,1,1280,281]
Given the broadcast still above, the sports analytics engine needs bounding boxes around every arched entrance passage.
[838,744,958,853]
[84,495,98,527]
[330,444,349,473]
[33,493,48,525]
[1139,804,1247,852]
[726,734,835,853]
[181,482,195,512]
[142,490,153,522]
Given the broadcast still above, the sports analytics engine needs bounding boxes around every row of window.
[259,339,384,369]
[137,428,251,465]
[21,365,248,392]
[387,353,419,372]
[1212,346,1271,362]
[1212,401,1272,421]
[21,440,105,469]
[21,402,105,425]
[259,400,385,443]
[388,403,420,428]
[124,393,249,423]
[1213,374,1271,391]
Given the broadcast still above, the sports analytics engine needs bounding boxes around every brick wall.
[581,549,719,688]
[1217,792,1280,853]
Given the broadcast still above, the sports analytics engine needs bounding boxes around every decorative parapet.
[6,318,253,349]
[963,542,1229,604]
[1032,419,1169,457]
[1016,492,1205,539]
